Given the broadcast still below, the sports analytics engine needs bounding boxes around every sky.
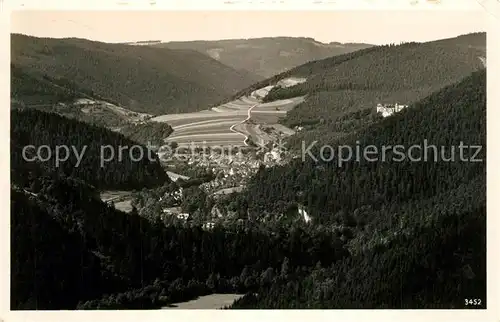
[10,10,486,45]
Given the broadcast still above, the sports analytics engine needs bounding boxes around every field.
[151,78,306,148]
[99,190,134,213]
[162,294,244,309]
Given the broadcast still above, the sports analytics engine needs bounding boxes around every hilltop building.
[74,98,100,107]
[376,103,409,118]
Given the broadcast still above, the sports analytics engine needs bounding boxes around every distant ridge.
[121,40,162,46]
[215,32,486,148]
[154,36,373,78]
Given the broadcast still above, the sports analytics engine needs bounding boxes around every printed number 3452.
[465,299,482,306]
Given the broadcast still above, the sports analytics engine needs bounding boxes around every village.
[162,139,289,194]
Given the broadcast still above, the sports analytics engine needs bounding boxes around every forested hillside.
[155,37,373,78]
[11,65,85,105]
[10,109,350,309]
[244,69,486,220]
[118,122,173,147]
[11,187,116,309]
[11,175,349,309]
[227,68,486,309]
[218,33,485,148]
[11,34,260,114]
[232,189,485,308]
[11,109,169,190]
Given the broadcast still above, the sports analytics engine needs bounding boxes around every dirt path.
[229,103,258,146]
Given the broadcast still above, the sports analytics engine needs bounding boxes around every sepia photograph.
[8,9,489,311]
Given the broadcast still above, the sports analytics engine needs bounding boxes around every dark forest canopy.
[11,108,169,190]
[243,69,486,220]
[228,69,486,309]
[11,178,349,309]
[217,33,485,104]
[11,65,84,105]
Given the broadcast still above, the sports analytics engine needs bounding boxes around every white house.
[376,103,409,118]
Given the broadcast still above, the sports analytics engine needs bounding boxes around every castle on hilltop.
[376,103,409,118]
